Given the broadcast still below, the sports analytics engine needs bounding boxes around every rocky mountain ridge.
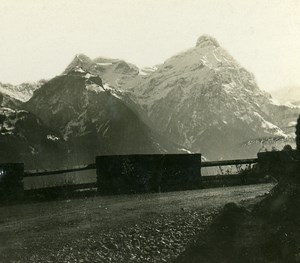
[23,69,186,166]
[1,34,299,165]
[124,35,298,159]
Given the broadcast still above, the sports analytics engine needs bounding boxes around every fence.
[1,154,268,200]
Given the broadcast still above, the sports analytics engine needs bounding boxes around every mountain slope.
[24,70,185,165]
[126,35,298,159]
[0,107,65,169]
[0,81,45,103]
[0,92,22,108]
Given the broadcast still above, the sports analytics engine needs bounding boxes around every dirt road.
[0,183,274,262]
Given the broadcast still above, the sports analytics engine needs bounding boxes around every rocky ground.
[0,184,274,263]
[175,160,300,262]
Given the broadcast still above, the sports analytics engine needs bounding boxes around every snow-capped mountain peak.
[126,35,298,159]
[196,35,220,48]
[1,34,298,166]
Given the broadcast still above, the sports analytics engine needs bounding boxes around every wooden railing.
[201,158,258,167]
[24,163,96,177]
[0,156,263,200]
[22,158,259,178]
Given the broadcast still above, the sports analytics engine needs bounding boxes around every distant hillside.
[0,80,45,103]
[271,86,300,107]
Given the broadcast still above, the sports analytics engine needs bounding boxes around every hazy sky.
[0,0,299,91]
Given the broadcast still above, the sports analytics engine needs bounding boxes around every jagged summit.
[75,53,92,62]
[196,35,220,48]
[71,54,93,68]
[63,53,140,83]
[63,54,94,74]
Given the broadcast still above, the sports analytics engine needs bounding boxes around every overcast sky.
[0,0,299,91]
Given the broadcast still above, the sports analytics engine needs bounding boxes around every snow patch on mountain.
[138,66,158,76]
[85,83,105,93]
[288,121,297,127]
[74,67,86,73]
[253,112,286,137]
[103,83,123,99]
[84,73,92,78]
[139,69,148,76]
[96,62,113,66]
[179,148,193,154]
[47,134,60,141]
[85,80,123,99]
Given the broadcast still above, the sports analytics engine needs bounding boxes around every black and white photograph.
[0,0,300,262]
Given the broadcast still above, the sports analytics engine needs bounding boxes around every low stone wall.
[0,163,24,201]
[257,150,298,183]
[96,154,202,194]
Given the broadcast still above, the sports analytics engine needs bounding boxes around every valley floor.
[0,183,274,263]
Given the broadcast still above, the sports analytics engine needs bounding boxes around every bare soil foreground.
[0,184,274,263]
